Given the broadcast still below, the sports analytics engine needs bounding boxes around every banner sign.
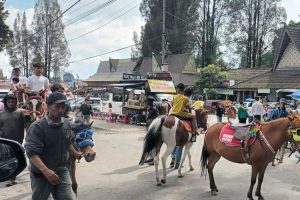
[148,79,176,93]
[123,73,146,80]
[204,88,234,95]
[258,88,270,93]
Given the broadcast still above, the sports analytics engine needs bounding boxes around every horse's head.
[288,114,300,129]
[195,109,209,131]
[71,121,96,162]
[27,96,43,121]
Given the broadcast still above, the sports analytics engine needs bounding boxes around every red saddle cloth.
[219,124,256,147]
[180,120,192,133]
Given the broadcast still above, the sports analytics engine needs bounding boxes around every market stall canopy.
[290,90,300,100]
[276,89,298,93]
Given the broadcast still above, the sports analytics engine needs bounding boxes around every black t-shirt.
[80,103,93,115]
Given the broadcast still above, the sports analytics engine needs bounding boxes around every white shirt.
[27,75,49,92]
[251,101,264,116]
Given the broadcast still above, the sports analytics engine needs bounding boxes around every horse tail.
[139,116,165,165]
[200,141,209,176]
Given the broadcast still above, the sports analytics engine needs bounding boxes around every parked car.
[0,138,27,182]
[89,97,101,112]
[203,100,222,113]
[0,89,9,101]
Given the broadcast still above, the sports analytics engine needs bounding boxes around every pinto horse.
[70,121,96,195]
[139,109,208,185]
[200,115,300,199]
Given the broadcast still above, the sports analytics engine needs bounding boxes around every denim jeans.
[171,146,183,164]
[217,116,222,123]
[30,167,75,200]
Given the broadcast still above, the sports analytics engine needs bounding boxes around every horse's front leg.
[247,165,259,200]
[255,164,268,200]
[69,157,78,195]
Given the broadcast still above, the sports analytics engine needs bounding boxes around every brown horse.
[70,121,96,195]
[200,115,300,199]
[139,109,208,185]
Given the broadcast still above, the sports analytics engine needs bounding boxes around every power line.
[66,0,137,39]
[65,0,100,15]
[64,0,118,26]
[68,35,162,64]
[9,0,82,49]
[68,4,139,42]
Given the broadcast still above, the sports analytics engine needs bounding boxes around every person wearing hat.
[26,63,49,96]
[270,98,289,165]
[25,92,82,200]
[0,94,26,186]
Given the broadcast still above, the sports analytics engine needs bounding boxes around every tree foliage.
[6,12,31,76]
[196,64,227,91]
[31,0,70,80]
[139,0,200,57]
[0,2,12,52]
[226,0,286,68]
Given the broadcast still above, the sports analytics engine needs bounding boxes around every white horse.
[139,110,208,185]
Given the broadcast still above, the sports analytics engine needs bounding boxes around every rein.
[258,129,276,154]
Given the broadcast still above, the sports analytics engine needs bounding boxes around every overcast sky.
[0,0,299,79]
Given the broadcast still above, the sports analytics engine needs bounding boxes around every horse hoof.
[190,167,194,171]
[72,183,78,195]
[161,179,166,184]
[211,190,217,196]
[257,196,264,200]
[156,182,162,186]
[178,174,184,178]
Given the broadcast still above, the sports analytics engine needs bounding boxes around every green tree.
[131,31,142,59]
[196,0,228,68]
[226,0,286,68]
[0,2,12,52]
[139,0,200,57]
[196,64,227,95]
[7,12,31,76]
[0,68,3,79]
[31,0,70,80]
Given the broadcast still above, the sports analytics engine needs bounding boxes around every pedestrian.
[50,83,71,119]
[237,101,248,124]
[0,94,26,187]
[80,98,93,124]
[143,95,159,166]
[25,92,82,200]
[251,96,264,121]
[216,102,224,123]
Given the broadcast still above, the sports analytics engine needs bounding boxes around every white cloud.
[281,0,300,22]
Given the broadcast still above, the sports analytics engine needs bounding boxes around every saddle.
[220,123,259,164]
[170,115,193,133]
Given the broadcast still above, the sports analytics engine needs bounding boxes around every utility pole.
[161,0,168,71]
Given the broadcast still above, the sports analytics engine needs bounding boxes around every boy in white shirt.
[26,63,49,97]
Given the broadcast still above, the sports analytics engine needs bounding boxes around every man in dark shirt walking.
[0,94,26,186]
[25,92,82,200]
[80,98,93,124]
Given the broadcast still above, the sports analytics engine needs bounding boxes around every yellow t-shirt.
[169,94,190,117]
[192,100,204,110]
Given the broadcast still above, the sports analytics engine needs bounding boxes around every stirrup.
[190,135,197,142]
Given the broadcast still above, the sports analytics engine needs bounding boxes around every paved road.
[1,115,300,200]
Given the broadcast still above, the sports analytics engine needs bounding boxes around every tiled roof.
[230,69,300,89]
[273,25,300,70]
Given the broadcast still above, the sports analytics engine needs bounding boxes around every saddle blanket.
[180,120,192,132]
[219,124,256,147]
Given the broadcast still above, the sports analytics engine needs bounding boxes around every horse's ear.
[288,114,294,121]
[88,121,94,127]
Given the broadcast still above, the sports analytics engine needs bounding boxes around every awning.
[276,89,298,93]
[104,82,145,88]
